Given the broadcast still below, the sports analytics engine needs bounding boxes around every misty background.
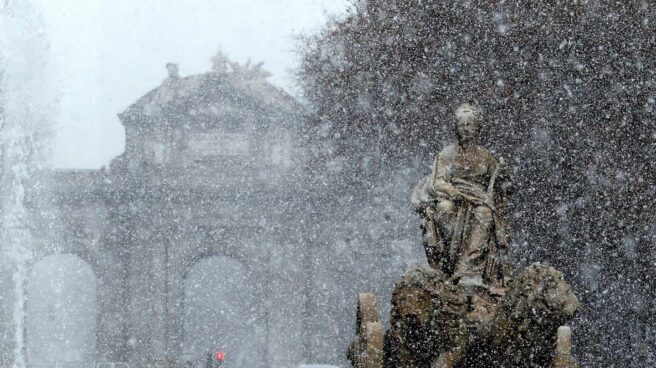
[34,0,351,168]
[2,1,655,367]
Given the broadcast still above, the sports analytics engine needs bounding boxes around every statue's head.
[454,103,481,146]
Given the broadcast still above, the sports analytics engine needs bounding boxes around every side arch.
[26,254,97,368]
[0,263,15,366]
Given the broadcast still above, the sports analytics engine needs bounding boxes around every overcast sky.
[33,0,351,169]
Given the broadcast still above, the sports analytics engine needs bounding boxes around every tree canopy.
[298,1,656,365]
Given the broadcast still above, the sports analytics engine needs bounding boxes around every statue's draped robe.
[412,144,511,282]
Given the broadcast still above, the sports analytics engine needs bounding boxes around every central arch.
[182,256,259,368]
[26,254,97,368]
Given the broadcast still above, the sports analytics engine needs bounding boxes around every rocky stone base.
[348,263,580,368]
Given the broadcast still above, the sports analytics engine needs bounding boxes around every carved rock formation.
[349,263,579,368]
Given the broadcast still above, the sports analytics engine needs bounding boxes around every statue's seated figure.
[412,104,513,285]
[349,104,580,368]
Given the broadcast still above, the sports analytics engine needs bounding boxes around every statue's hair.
[455,103,481,121]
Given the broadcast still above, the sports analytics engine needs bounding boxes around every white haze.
[33,0,352,169]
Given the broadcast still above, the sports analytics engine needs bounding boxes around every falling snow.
[1,1,655,368]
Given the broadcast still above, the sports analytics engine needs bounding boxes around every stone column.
[125,223,169,367]
[95,254,127,363]
[165,264,185,366]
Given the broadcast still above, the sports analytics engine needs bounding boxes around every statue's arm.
[412,152,453,213]
[430,153,458,198]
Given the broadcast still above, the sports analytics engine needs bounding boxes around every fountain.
[0,1,54,367]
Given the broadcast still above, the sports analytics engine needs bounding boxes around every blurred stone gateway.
[347,104,580,368]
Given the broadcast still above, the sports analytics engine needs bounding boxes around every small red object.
[215,351,225,361]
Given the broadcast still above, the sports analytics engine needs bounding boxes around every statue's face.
[456,111,479,144]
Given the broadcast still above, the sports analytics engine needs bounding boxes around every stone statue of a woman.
[412,104,513,286]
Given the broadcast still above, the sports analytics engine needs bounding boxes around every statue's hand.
[437,182,461,200]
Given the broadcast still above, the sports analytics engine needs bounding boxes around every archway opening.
[183,256,259,368]
[26,254,97,368]
[0,264,14,366]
